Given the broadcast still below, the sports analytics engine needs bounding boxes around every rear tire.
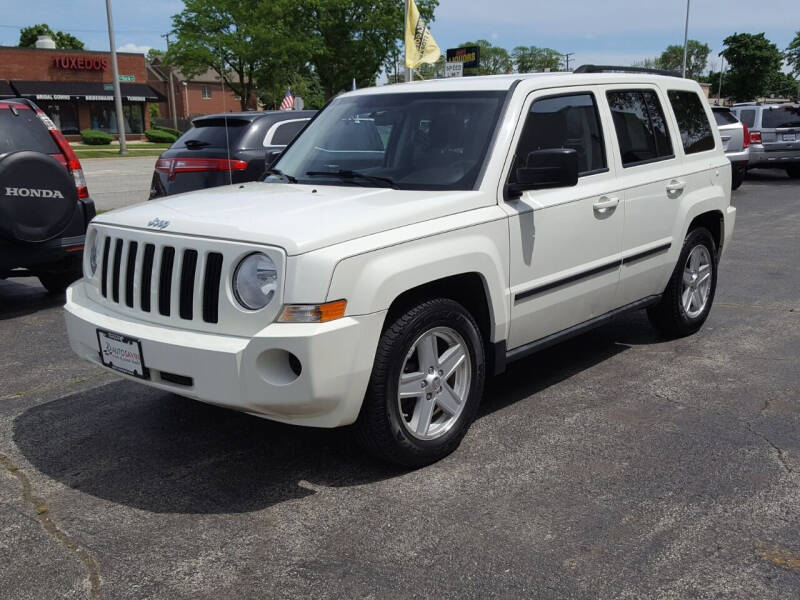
[355,298,485,467]
[647,227,717,338]
[786,165,800,179]
[38,262,82,294]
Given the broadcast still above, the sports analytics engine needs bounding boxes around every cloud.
[117,43,151,55]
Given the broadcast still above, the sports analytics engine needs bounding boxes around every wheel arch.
[686,210,724,255]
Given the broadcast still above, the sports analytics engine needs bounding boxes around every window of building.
[89,103,144,134]
[667,90,715,154]
[201,85,212,100]
[607,89,673,167]
[509,92,607,182]
[41,101,80,135]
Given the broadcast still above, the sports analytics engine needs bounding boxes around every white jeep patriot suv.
[65,69,735,466]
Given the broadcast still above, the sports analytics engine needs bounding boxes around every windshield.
[271,91,507,190]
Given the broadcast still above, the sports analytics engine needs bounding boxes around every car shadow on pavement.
[745,168,798,185]
[0,278,63,320]
[13,310,659,515]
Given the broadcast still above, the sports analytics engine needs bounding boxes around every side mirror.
[505,148,579,198]
[265,149,282,169]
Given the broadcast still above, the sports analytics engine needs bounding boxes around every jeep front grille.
[99,235,223,324]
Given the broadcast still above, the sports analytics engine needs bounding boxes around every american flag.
[279,88,294,110]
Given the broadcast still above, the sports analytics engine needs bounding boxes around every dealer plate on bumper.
[96,330,149,379]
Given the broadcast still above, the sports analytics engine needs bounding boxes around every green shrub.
[153,124,181,138]
[145,128,178,143]
[80,129,113,145]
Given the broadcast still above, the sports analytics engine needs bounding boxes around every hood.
[96,182,487,255]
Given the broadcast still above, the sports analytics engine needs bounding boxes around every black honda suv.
[149,110,315,198]
[0,98,95,292]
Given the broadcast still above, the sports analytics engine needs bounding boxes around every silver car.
[712,107,749,190]
[730,102,800,179]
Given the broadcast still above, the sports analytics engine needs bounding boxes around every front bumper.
[65,281,386,428]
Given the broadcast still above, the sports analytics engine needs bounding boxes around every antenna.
[218,43,233,187]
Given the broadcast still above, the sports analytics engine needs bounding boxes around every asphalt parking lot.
[82,157,158,212]
[1,170,798,599]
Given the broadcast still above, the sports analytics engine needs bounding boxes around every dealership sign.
[446,46,480,69]
[53,55,109,71]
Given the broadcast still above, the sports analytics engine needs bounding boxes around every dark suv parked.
[0,99,95,292]
[149,110,315,199]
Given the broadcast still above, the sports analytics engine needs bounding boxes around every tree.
[459,40,512,76]
[658,40,710,78]
[765,71,799,99]
[512,46,562,73]
[307,0,438,99]
[786,31,800,78]
[167,0,312,110]
[19,24,84,50]
[720,33,783,101]
[146,48,165,63]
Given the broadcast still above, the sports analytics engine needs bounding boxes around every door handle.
[593,195,619,214]
[666,180,686,195]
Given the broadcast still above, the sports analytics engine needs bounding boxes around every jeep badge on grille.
[147,218,170,230]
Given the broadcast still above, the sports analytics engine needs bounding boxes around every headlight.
[87,229,98,276]
[233,252,278,310]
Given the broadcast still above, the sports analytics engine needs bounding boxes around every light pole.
[182,82,189,119]
[161,32,178,130]
[105,0,127,154]
[681,0,691,78]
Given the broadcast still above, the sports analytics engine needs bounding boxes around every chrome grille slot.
[111,238,123,303]
[179,249,198,320]
[140,243,155,312]
[158,246,175,316]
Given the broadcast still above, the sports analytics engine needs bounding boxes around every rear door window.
[738,109,756,128]
[667,90,715,154]
[173,118,250,149]
[761,106,800,129]
[0,106,60,155]
[607,90,674,167]
[510,92,607,180]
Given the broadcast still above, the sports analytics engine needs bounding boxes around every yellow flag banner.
[405,0,440,69]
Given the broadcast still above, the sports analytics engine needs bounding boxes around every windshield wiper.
[183,139,211,148]
[306,169,397,189]
[265,168,298,183]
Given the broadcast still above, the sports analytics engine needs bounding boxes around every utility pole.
[562,52,575,72]
[105,0,127,155]
[161,32,178,130]
[681,0,691,78]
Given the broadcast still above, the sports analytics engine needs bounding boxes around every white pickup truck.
[65,69,735,466]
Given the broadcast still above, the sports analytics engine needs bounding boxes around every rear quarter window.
[0,106,60,155]
[667,90,715,154]
[264,119,308,147]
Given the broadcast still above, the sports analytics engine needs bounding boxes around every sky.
[1,0,798,74]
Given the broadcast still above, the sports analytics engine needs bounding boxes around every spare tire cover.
[0,150,78,243]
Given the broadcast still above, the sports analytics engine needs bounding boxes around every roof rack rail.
[574,64,682,78]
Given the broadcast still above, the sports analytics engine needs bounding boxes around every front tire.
[647,227,717,338]
[731,167,745,190]
[786,165,800,179]
[355,298,485,467]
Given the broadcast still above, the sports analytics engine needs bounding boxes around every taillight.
[36,109,89,199]
[155,157,249,181]
[749,129,762,145]
[741,123,750,148]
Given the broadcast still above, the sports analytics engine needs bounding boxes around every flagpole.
[405,0,412,82]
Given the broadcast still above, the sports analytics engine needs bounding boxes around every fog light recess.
[256,349,302,386]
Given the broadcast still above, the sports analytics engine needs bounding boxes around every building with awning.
[0,45,166,140]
